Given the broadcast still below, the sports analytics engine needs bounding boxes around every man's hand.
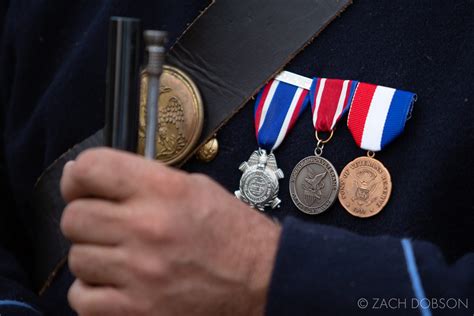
[60,148,281,316]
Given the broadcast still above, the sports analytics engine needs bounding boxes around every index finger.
[60,148,164,202]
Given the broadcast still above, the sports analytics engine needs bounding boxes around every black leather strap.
[167,0,353,149]
[32,131,103,291]
[32,0,352,291]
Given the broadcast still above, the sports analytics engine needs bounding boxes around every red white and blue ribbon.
[310,78,359,132]
[254,75,310,151]
[347,82,416,151]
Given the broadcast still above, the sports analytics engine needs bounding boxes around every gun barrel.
[104,17,142,152]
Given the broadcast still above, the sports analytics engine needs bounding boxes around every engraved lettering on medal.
[248,176,267,197]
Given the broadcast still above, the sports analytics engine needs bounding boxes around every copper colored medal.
[338,156,392,218]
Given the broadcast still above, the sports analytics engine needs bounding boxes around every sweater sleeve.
[265,217,474,316]
[0,248,43,315]
[0,2,43,314]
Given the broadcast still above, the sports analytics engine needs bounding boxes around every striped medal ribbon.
[235,71,310,211]
[339,82,417,218]
[290,77,358,215]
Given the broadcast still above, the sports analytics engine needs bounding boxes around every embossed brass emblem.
[138,65,204,165]
[196,138,219,162]
[338,156,392,218]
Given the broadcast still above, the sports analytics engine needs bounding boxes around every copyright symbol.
[358,298,369,309]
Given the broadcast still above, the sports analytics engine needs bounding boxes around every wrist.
[245,213,282,316]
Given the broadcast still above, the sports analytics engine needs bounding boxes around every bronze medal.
[138,65,204,165]
[342,82,416,218]
[338,155,392,218]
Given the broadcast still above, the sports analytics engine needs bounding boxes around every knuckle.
[129,216,168,243]
[76,149,100,170]
[75,304,93,316]
[130,255,167,283]
[73,150,101,182]
[114,300,136,316]
[122,300,149,316]
[128,216,149,235]
[67,281,81,311]
[150,167,188,195]
[190,172,207,181]
[190,173,211,186]
[61,200,89,237]
[113,248,130,272]
[190,173,217,199]
[60,202,79,236]
[133,299,155,316]
[68,246,84,276]
[172,175,193,197]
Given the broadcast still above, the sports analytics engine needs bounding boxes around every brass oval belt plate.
[138,65,204,165]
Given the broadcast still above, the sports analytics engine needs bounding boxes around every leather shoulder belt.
[32,0,352,292]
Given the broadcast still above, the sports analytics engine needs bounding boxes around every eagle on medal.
[352,168,379,206]
[302,167,327,206]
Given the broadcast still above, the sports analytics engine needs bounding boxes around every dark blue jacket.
[1,1,473,315]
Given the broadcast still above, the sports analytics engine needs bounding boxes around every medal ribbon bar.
[339,82,416,218]
[235,73,310,211]
[288,77,356,215]
[254,78,310,151]
[347,83,416,151]
[310,78,358,132]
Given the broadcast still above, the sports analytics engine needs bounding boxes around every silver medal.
[289,148,339,215]
[235,149,284,211]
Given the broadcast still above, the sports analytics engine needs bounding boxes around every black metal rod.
[104,17,142,152]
